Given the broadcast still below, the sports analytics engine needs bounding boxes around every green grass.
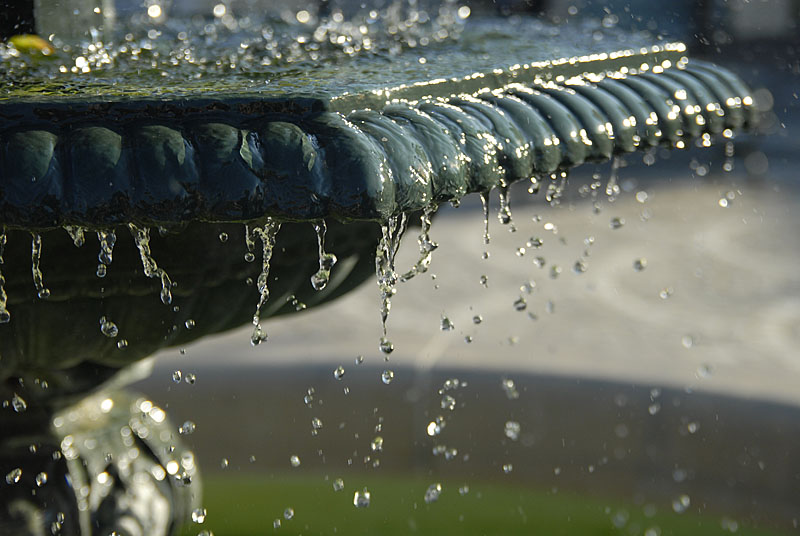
[179,474,782,536]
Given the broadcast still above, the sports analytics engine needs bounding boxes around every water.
[249,219,281,346]
[311,221,338,291]
[128,224,173,305]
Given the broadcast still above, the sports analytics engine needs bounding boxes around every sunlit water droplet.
[502,463,514,474]
[353,488,371,508]
[370,436,383,452]
[440,315,455,331]
[99,316,119,338]
[513,297,527,311]
[11,393,27,413]
[333,365,345,380]
[480,191,491,245]
[290,455,301,467]
[179,421,196,435]
[681,334,694,349]
[633,258,648,272]
[610,217,625,229]
[502,378,519,399]
[191,508,207,523]
[5,468,22,484]
[379,338,394,356]
[35,472,48,487]
[459,485,470,495]
[441,395,456,411]
[172,370,182,383]
[184,373,196,385]
[218,232,228,243]
[381,370,394,385]
[479,274,489,287]
[283,507,294,520]
[424,483,442,504]
[333,478,344,491]
[672,494,691,513]
[504,421,521,441]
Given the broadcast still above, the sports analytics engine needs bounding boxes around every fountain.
[2,1,792,534]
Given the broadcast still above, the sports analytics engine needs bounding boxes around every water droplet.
[533,256,546,268]
[179,421,196,435]
[370,436,383,452]
[513,297,527,311]
[502,463,514,474]
[283,507,294,520]
[35,472,47,487]
[426,419,444,437]
[440,315,455,331]
[573,260,587,274]
[441,395,456,411]
[424,483,442,504]
[502,378,519,399]
[192,508,207,523]
[185,319,195,330]
[376,214,407,344]
[273,519,281,529]
[312,417,323,431]
[379,338,394,355]
[687,421,700,434]
[172,370,182,383]
[681,335,694,349]
[648,403,661,415]
[5,468,22,484]
[472,315,483,324]
[610,217,625,229]
[353,488,371,508]
[11,393,27,413]
[355,355,364,365]
[99,316,119,338]
[333,365,345,380]
[527,237,543,248]
[333,478,344,491]
[659,287,673,299]
[381,370,394,385]
[184,373,196,385]
[479,274,489,287]
[550,265,562,279]
[504,421,521,441]
[290,455,301,467]
[515,247,526,257]
[244,252,255,263]
[459,485,470,495]
[311,221,338,291]
[672,494,691,513]
[218,232,228,243]
[633,258,648,272]
[220,458,229,469]
[96,264,107,278]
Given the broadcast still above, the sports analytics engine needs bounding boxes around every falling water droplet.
[184,373,196,385]
[459,485,470,495]
[312,417,323,431]
[424,483,442,504]
[633,258,648,272]
[681,334,694,348]
[353,488,371,508]
[5,468,22,484]
[273,519,281,529]
[441,395,456,411]
[355,355,364,365]
[185,319,195,330]
[116,339,128,349]
[311,221,338,291]
[370,436,384,452]
[333,365,345,380]
[178,421,196,435]
[283,508,294,520]
[11,393,27,413]
[30,233,50,299]
[381,370,394,385]
[290,455,301,467]
[35,472,48,487]
[479,275,488,287]
[527,237,543,248]
[609,217,625,229]
[99,316,119,338]
[502,463,514,474]
[379,338,394,355]
[191,508,207,523]
[218,232,228,243]
[440,315,455,331]
[504,421,521,441]
[333,478,344,491]
[659,287,673,299]
[502,378,519,399]
[513,297,527,311]
[172,370,182,383]
[672,494,691,513]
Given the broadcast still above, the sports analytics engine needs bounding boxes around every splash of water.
[310,221,338,291]
[30,233,50,299]
[127,224,173,305]
[399,206,439,282]
[250,218,281,346]
[375,213,408,353]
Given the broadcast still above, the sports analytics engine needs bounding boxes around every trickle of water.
[353,488,371,508]
[497,186,515,230]
[0,228,9,324]
[11,393,27,413]
[472,192,489,249]
[424,483,442,504]
[5,468,22,484]
[30,233,50,299]
[375,214,407,343]
[504,421,521,441]
[381,370,394,385]
[191,508,207,523]
[333,478,344,491]
[128,224,173,305]
[311,221,338,291]
[99,316,119,338]
[333,365,345,380]
[400,206,439,282]
[178,421,196,435]
[65,226,86,247]
[96,230,116,278]
[249,219,281,346]
[290,455,301,467]
[440,315,455,331]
